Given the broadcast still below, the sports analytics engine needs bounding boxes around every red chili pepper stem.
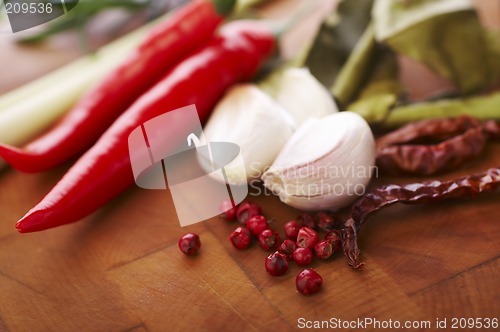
[212,0,237,15]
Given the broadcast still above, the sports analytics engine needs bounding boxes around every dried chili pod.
[341,168,500,270]
[376,116,487,175]
[483,120,500,140]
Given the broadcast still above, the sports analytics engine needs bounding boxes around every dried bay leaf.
[348,49,402,123]
[372,0,473,40]
[373,0,500,94]
[302,0,374,101]
[330,23,377,106]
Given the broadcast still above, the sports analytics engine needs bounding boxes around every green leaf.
[373,0,500,94]
[372,0,472,40]
[302,0,373,89]
[348,49,401,124]
[330,23,377,106]
[349,93,397,124]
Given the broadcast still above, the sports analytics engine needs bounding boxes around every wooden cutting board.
[0,1,499,331]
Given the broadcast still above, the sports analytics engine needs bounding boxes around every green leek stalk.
[0,19,157,147]
[383,92,500,128]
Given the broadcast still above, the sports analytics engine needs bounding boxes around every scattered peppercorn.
[258,229,281,251]
[265,251,289,276]
[220,200,237,221]
[296,227,319,250]
[284,220,302,241]
[314,240,333,260]
[296,268,323,295]
[246,215,269,236]
[278,239,297,261]
[218,203,343,295]
[324,230,342,253]
[230,226,252,250]
[178,233,201,256]
[316,212,336,232]
[293,247,313,266]
[297,212,316,229]
[236,202,261,225]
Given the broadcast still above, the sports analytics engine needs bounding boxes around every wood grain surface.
[0,1,499,331]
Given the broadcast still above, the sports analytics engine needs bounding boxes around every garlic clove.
[202,84,296,185]
[262,112,376,211]
[275,68,338,125]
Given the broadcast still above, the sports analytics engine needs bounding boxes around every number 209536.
[5,2,53,14]
[451,317,498,329]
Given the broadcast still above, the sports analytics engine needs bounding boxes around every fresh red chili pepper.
[16,20,276,233]
[0,0,234,173]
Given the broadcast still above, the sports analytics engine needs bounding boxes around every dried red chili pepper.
[0,0,234,173]
[15,21,275,233]
[376,116,487,175]
[483,120,500,140]
[341,168,500,270]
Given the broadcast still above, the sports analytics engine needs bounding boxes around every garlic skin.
[202,84,296,185]
[275,68,338,125]
[261,112,376,211]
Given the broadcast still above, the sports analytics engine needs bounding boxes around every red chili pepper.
[0,0,234,173]
[16,20,276,233]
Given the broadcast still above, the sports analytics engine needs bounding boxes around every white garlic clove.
[262,112,376,211]
[275,67,338,125]
[202,84,296,185]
